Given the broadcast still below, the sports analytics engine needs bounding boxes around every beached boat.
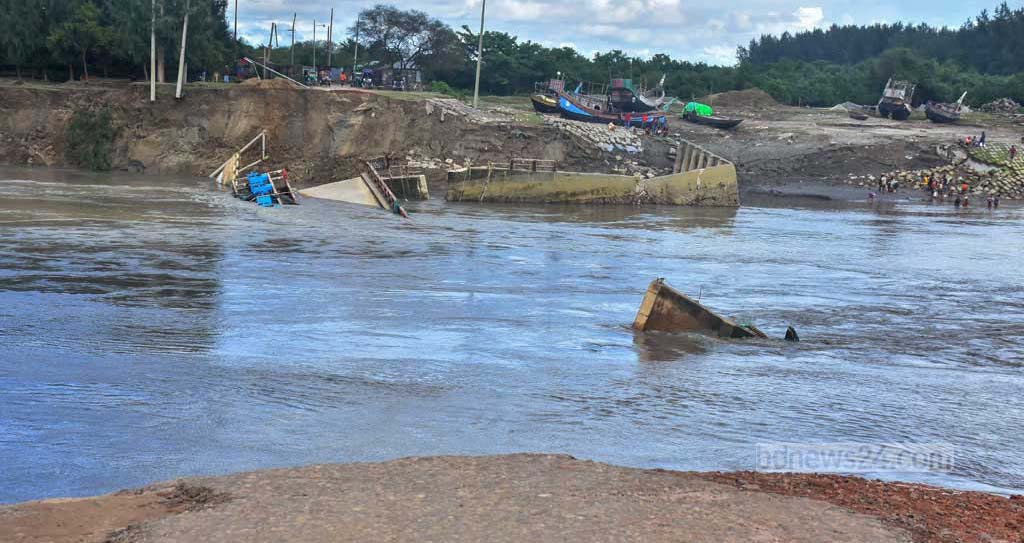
[683,111,743,129]
[877,78,915,120]
[608,76,666,113]
[925,92,967,124]
[848,109,869,121]
[925,104,959,123]
[557,92,667,127]
[633,278,767,338]
[530,94,559,114]
[680,102,742,129]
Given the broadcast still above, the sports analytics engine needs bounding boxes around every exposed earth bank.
[0,80,668,189]
[3,81,1022,201]
[2,454,1022,543]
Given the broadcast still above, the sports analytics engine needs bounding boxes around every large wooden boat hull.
[877,101,912,120]
[557,94,666,126]
[925,104,960,123]
[530,94,560,114]
[683,112,743,129]
[633,279,766,338]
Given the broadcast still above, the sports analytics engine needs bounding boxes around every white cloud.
[794,6,825,29]
[702,45,738,65]
[235,0,972,66]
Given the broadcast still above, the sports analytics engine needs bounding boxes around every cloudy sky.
[232,0,1000,65]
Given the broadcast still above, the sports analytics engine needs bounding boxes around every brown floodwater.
[0,166,1022,503]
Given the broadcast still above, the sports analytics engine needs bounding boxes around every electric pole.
[175,0,190,99]
[327,8,334,69]
[233,0,238,60]
[263,22,276,78]
[352,19,359,80]
[289,13,296,74]
[473,0,486,108]
[150,0,156,102]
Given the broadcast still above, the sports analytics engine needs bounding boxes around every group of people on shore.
[964,131,987,147]
[611,113,669,135]
[869,171,1000,208]
[917,173,992,207]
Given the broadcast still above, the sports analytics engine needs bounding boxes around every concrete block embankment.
[446,140,739,207]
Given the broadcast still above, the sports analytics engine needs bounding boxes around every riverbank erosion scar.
[0,84,599,185]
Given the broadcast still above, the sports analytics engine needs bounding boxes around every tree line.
[0,0,233,81]
[740,3,1024,75]
[2,1,1022,108]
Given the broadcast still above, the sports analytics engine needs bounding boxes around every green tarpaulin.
[684,102,713,116]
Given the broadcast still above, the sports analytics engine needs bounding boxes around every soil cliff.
[0,84,601,186]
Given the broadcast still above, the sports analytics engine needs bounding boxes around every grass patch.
[467,95,534,111]
[371,89,448,101]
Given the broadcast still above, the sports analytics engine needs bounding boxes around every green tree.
[351,4,453,70]
[47,1,112,80]
[0,0,47,78]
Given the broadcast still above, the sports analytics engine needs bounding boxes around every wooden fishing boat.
[683,111,743,129]
[877,78,916,120]
[633,279,767,338]
[925,92,967,124]
[557,92,667,126]
[530,94,559,114]
[925,104,959,123]
[608,76,666,113]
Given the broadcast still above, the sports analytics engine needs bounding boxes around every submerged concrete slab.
[446,164,739,206]
[384,175,429,201]
[299,178,381,208]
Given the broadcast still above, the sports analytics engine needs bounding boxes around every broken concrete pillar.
[674,143,687,173]
[688,149,700,171]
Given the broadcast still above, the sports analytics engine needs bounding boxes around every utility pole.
[472,0,486,108]
[150,0,156,102]
[175,0,190,99]
[352,19,359,80]
[289,13,296,75]
[263,22,276,78]
[233,0,238,58]
[327,8,334,69]
[313,20,317,71]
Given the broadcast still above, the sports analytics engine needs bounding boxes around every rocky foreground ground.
[1,454,1021,543]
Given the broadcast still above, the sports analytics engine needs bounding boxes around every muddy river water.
[1,167,1022,503]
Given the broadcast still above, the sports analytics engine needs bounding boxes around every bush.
[65,108,116,171]
[429,80,467,98]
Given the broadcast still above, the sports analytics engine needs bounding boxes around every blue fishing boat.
[557,93,667,128]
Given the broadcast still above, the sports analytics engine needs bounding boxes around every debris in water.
[633,278,767,339]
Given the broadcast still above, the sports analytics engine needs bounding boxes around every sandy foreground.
[1,454,1021,543]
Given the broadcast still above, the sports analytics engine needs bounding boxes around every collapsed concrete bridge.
[445,139,739,207]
